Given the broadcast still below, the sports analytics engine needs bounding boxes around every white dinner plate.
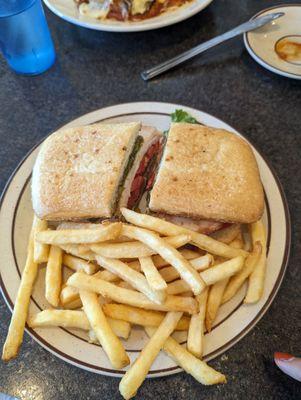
[0,102,290,377]
[43,0,213,32]
[244,5,301,80]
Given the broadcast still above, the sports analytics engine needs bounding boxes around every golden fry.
[205,278,229,332]
[152,249,201,269]
[63,254,99,275]
[60,284,79,306]
[120,208,248,259]
[80,290,129,369]
[167,256,244,295]
[122,224,205,295]
[187,287,209,358]
[36,222,122,244]
[45,245,63,307]
[90,234,191,259]
[160,254,213,283]
[67,273,198,314]
[119,312,183,399]
[145,327,226,385]
[59,244,95,261]
[139,257,167,292]
[222,242,262,304]
[28,309,130,339]
[244,221,267,303]
[2,228,38,361]
[95,255,165,304]
[102,304,190,330]
[33,216,49,263]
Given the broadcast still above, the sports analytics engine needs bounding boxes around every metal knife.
[141,12,284,81]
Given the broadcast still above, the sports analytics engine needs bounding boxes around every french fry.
[95,250,202,285]
[118,281,134,290]
[222,242,262,304]
[88,322,130,341]
[187,287,209,358]
[28,309,131,339]
[145,327,226,385]
[80,290,130,369]
[63,254,99,275]
[90,234,191,259]
[139,257,167,292]
[33,216,49,263]
[152,249,201,269]
[119,312,183,399]
[60,284,79,306]
[121,208,248,259]
[36,222,122,245]
[102,304,190,330]
[229,230,244,249]
[181,291,194,297]
[60,267,121,307]
[62,298,82,309]
[205,278,229,332]
[67,273,198,314]
[2,228,38,361]
[76,244,91,254]
[244,221,267,303]
[97,249,200,277]
[122,224,205,295]
[95,255,165,304]
[95,269,119,282]
[45,245,63,307]
[167,256,244,295]
[160,254,213,283]
[210,224,241,244]
[201,256,244,286]
[59,244,95,261]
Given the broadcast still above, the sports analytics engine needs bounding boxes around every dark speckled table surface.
[0,0,301,399]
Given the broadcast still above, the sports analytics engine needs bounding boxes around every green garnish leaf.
[171,109,199,124]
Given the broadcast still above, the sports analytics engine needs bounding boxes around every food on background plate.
[75,0,194,22]
[2,109,268,399]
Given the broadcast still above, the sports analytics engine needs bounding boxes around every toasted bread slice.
[32,122,141,220]
[149,123,264,224]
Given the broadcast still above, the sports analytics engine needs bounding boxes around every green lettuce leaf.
[171,109,199,124]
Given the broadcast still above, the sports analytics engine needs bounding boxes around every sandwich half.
[32,122,142,220]
[148,122,264,233]
[32,122,164,221]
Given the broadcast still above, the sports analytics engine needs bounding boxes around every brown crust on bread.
[149,123,264,224]
[32,122,141,221]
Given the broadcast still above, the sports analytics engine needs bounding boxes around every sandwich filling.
[149,213,227,234]
[119,126,163,211]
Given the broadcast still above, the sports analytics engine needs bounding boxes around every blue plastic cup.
[0,0,56,75]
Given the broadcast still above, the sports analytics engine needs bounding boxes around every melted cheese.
[131,0,153,15]
[79,0,111,19]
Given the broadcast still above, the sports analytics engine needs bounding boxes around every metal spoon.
[141,12,284,81]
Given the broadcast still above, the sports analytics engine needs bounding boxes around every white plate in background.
[43,0,213,32]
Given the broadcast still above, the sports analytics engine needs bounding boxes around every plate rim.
[243,4,301,80]
[43,0,213,32]
[0,102,291,377]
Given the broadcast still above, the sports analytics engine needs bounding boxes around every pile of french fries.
[2,207,267,399]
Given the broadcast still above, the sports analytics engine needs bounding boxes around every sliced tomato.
[127,138,163,209]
